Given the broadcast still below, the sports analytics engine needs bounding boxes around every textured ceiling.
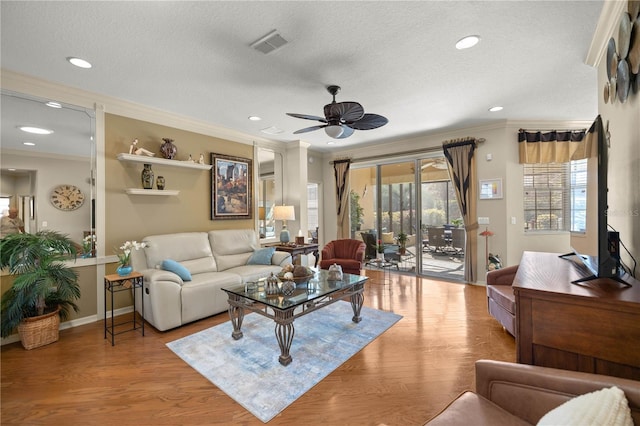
[1,1,603,153]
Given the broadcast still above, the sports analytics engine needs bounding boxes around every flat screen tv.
[562,115,629,286]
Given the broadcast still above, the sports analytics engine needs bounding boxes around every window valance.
[517,127,595,164]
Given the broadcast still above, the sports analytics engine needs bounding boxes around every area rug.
[166,301,402,423]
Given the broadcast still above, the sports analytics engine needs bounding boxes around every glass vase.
[116,265,133,277]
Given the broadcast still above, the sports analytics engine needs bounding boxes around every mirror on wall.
[0,90,96,256]
[257,148,276,240]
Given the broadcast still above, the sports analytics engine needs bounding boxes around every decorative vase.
[160,138,177,159]
[116,265,133,277]
[377,252,385,261]
[156,175,165,190]
[141,163,154,189]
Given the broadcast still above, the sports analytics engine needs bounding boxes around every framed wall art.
[211,153,253,220]
[479,178,503,200]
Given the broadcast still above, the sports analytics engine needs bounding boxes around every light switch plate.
[478,217,490,225]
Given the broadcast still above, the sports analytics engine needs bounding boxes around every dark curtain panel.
[333,159,351,239]
[443,139,478,283]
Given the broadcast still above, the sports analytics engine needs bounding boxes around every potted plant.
[0,230,81,349]
[397,232,408,254]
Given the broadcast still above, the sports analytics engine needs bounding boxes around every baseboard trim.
[0,305,134,346]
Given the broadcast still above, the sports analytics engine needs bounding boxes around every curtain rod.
[330,137,485,165]
[518,128,586,133]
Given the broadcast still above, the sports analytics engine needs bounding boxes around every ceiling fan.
[287,85,388,139]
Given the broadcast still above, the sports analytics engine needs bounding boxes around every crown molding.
[585,0,626,67]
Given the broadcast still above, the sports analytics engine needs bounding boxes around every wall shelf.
[117,153,212,170]
[125,188,179,196]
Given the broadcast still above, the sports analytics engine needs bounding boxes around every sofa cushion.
[487,284,515,314]
[161,259,192,281]
[209,229,260,271]
[537,386,632,426]
[247,247,275,265]
[143,232,216,273]
[427,391,530,425]
[381,232,395,244]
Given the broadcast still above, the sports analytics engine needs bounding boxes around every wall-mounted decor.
[479,178,503,200]
[211,153,252,220]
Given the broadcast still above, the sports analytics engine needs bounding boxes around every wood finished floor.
[1,271,515,425]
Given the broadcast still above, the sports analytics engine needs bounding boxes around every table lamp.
[273,205,295,243]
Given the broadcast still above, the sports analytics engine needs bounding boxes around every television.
[562,115,629,286]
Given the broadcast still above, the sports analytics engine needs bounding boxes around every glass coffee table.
[222,269,368,366]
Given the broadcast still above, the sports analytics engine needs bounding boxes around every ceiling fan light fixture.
[455,35,480,50]
[325,124,344,138]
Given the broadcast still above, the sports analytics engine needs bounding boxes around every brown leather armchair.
[486,264,519,336]
[319,239,366,275]
[426,360,640,425]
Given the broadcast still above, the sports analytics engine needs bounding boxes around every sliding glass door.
[351,157,465,280]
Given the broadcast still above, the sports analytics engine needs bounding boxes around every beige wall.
[104,113,254,253]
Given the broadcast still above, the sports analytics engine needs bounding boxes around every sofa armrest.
[475,360,640,425]
[141,268,184,285]
[272,251,292,266]
[486,264,518,286]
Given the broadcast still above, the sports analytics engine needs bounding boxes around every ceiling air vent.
[251,30,288,54]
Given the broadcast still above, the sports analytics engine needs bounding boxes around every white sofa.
[130,229,291,331]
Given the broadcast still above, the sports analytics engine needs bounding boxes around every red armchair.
[319,239,366,276]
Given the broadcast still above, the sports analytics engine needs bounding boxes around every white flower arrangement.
[116,240,147,267]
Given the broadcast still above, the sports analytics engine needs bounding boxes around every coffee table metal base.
[226,283,365,366]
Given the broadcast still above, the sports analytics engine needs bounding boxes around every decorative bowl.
[277,272,314,285]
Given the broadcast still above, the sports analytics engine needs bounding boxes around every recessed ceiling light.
[488,106,503,112]
[455,35,480,50]
[327,141,336,145]
[67,57,92,68]
[23,142,36,146]
[260,126,284,135]
[248,116,262,121]
[19,126,54,135]
[8,168,16,171]
[46,101,62,108]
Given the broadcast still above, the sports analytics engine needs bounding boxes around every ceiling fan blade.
[293,124,327,134]
[324,102,364,122]
[286,112,327,123]
[335,125,355,139]
[346,113,388,130]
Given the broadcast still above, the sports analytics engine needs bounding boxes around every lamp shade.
[273,205,295,221]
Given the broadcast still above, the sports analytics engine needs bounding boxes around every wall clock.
[50,184,85,211]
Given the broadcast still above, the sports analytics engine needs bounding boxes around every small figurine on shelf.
[185,154,195,163]
[130,139,155,156]
[198,154,205,165]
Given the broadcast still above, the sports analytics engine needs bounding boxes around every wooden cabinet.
[514,251,640,380]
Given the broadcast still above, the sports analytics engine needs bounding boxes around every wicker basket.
[17,306,61,350]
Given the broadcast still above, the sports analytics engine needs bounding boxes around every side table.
[366,259,395,285]
[266,243,319,267]
[104,272,144,346]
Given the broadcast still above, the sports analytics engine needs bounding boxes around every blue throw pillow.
[161,259,192,281]
[247,247,275,265]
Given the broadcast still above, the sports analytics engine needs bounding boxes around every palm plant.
[0,230,80,338]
